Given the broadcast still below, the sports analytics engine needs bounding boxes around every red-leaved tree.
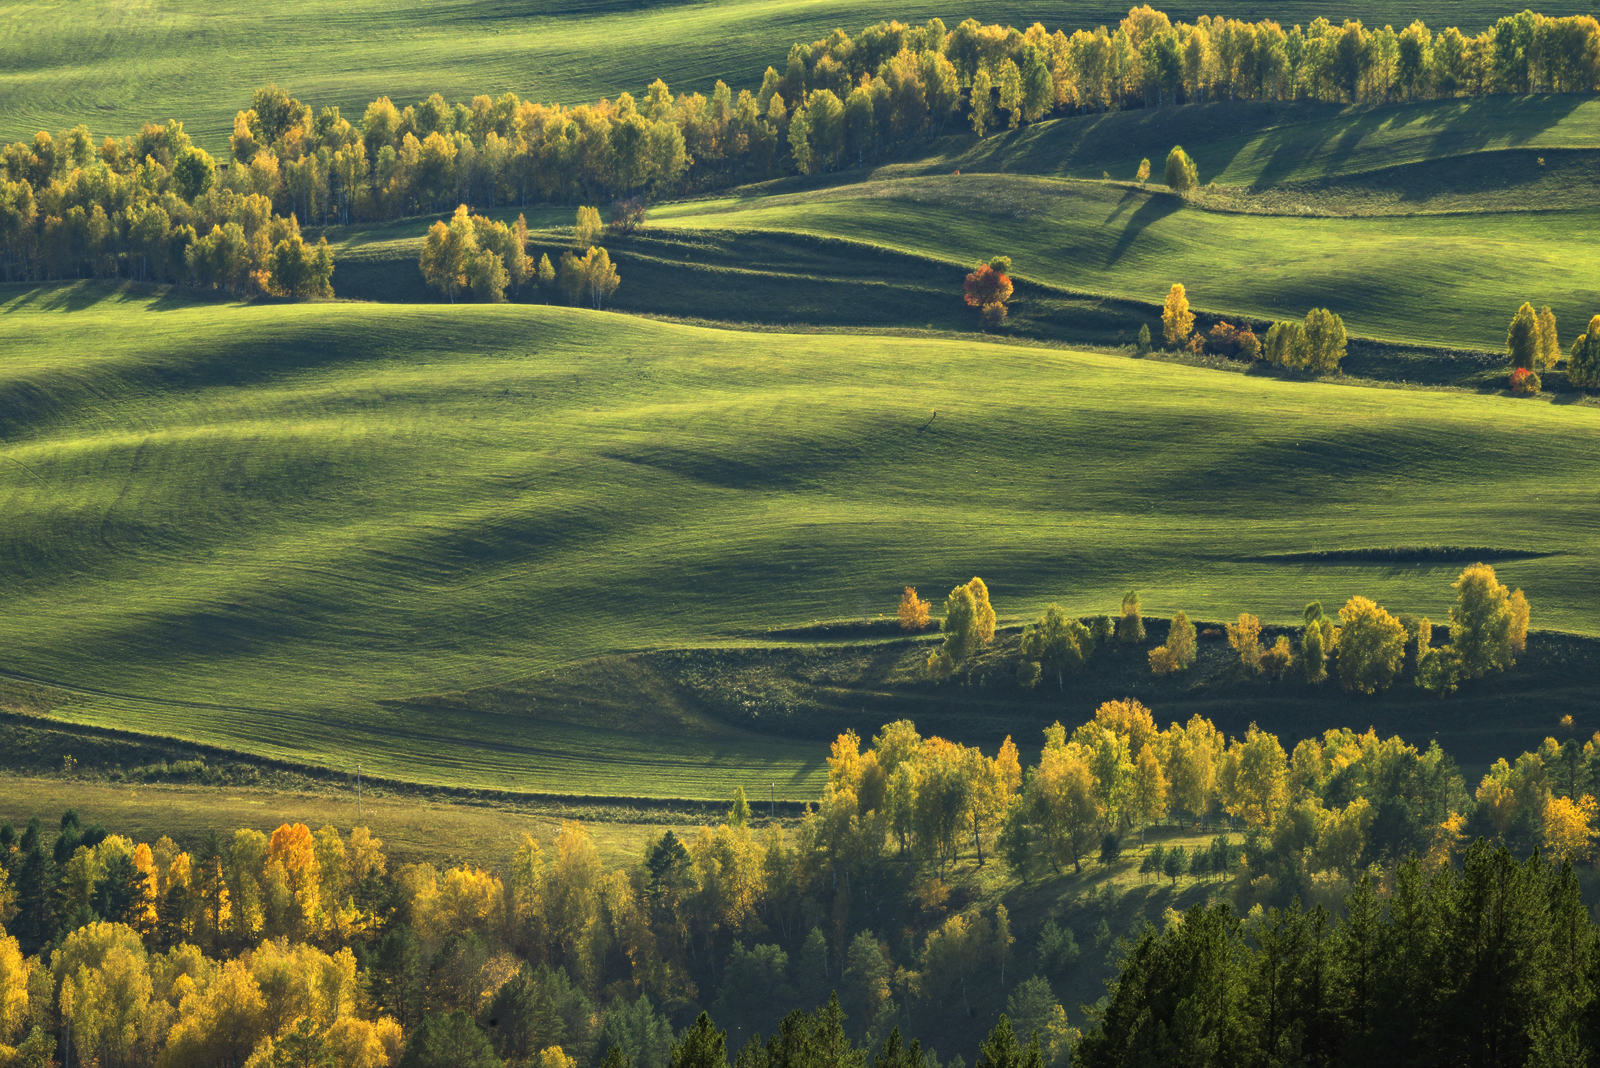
[964,256,1014,329]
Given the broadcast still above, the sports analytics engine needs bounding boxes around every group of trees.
[918,563,1527,700]
[3,671,1596,1067]
[1504,299,1600,392]
[1080,843,1600,1067]
[1155,283,1347,372]
[13,3,1589,274]
[0,119,332,293]
[418,205,621,306]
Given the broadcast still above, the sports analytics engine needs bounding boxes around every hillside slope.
[0,0,1555,150]
[2,285,1597,794]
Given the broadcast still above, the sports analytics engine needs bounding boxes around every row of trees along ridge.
[10,5,1600,269]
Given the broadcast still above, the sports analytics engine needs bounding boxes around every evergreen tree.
[673,1012,729,1068]
[398,1010,500,1068]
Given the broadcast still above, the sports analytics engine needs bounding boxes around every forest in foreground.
[0,557,1593,1067]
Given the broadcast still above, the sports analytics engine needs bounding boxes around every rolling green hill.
[0,0,1552,151]
[2,285,1597,797]
[892,94,1600,187]
[651,172,1599,351]
[320,96,1600,357]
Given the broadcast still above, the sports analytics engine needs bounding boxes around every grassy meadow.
[0,0,1548,151]
[321,95,1600,357]
[652,174,1599,352]
[2,285,1597,797]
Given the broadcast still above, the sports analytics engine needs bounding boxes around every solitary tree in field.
[728,786,751,827]
[965,256,1014,329]
[1149,610,1196,675]
[1162,284,1194,346]
[1507,302,1540,369]
[1164,145,1198,194]
[898,586,931,630]
[1136,158,1151,183]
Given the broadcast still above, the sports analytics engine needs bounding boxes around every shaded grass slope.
[2,285,1598,795]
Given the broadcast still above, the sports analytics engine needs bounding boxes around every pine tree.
[672,1014,729,1068]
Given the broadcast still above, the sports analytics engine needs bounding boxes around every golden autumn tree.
[897,586,931,630]
[1543,794,1598,859]
[1227,613,1264,673]
[1162,283,1194,346]
[1337,596,1407,695]
[265,823,322,942]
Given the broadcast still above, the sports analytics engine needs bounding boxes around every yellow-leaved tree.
[1227,613,1263,673]
[1162,283,1193,346]
[897,586,931,630]
[1543,794,1598,859]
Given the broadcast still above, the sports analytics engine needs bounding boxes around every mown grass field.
[2,285,1597,797]
[0,0,1545,151]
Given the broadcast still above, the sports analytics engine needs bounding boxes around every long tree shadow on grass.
[1102,191,1183,267]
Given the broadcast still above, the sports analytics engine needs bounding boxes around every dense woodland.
[0,563,1582,1067]
[6,6,1600,292]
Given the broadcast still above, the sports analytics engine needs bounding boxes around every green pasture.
[900,94,1600,187]
[651,172,1600,351]
[0,0,1551,151]
[2,286,1598,795]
